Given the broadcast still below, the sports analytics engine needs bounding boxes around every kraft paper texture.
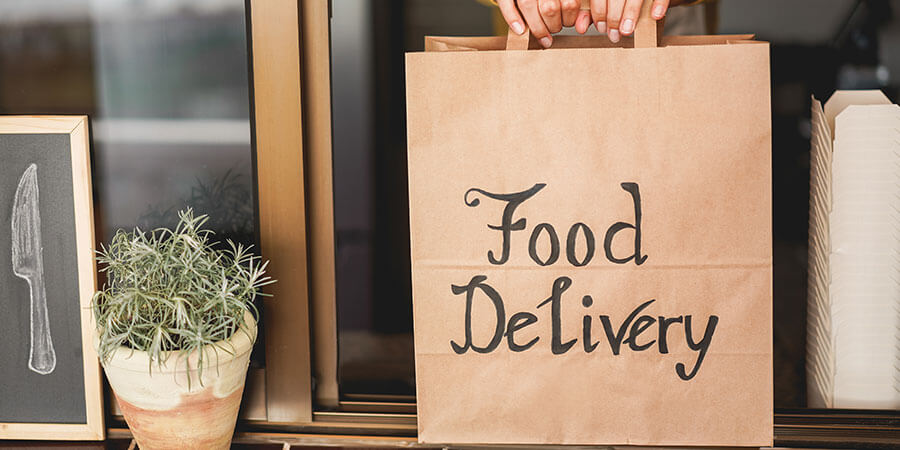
[406,34,773,446]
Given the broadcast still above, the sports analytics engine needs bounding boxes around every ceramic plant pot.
[98,312,256,450]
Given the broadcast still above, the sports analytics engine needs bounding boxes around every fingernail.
[621,19,634,35]
[653,5,665,18]
[608,28,620,43]
[539,36,553,48]
[595,21,606,33]
[511,21,525,35]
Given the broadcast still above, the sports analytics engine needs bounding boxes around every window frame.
[244,0,415,432]
[298,0,341,410]
[247,0,314,423]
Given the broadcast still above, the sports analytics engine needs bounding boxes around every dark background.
[0,133,86,423]
[329,0,900,407]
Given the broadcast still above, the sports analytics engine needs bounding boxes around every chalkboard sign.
[0,117,103,440]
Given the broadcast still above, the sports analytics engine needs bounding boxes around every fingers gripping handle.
[633,1,663,48]
[505,0,663,50]
[506,25,531,50]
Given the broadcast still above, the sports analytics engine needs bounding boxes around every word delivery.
[451,183,719,381]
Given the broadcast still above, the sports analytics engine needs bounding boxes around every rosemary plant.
[91,209,273,375]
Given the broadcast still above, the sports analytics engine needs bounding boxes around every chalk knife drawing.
[11,163,56,375]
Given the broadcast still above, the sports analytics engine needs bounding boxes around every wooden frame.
[775,409,900,447]
[0,116,104,440]
[299,0,341,409]
[248,0,314,423]
[247,0,401,424]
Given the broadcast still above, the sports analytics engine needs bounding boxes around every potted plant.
[91,209,273,450]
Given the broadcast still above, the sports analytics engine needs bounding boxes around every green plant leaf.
[91,208,273,380]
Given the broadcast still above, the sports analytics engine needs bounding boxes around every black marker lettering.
[528,223,560,266]
[625,315,657,351]
[449,275,505,354]
[599,299,655,355]
[465,184,546,265]
[604,182,648,265]
[582,295,598,352]
[452,182,720,382]
[566,222,595,267]
[676,315,718,381]
[505,312,539,352]
[657,316,683,354]
[537,277,577,354]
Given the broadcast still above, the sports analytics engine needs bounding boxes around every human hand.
[496,0,593,48]
[497,0,692,47]
[590,0,690,43]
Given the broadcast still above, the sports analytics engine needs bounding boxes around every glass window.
[330,0,496,397]
[90,0,255,245]
[0,0,261,362]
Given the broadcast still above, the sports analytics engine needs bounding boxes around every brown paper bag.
[405,5,772,446]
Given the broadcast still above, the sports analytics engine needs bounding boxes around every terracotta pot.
[98,312,256,450]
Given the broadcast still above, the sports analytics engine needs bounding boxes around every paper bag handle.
[505,0,663,50]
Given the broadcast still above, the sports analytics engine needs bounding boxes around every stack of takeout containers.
[808,90,900,409]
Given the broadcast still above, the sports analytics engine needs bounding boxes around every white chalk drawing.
[11,163,56,375]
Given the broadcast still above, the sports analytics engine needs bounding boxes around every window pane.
[91,0,255,244]
[330,0,496,396]
[0,0,261,362]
